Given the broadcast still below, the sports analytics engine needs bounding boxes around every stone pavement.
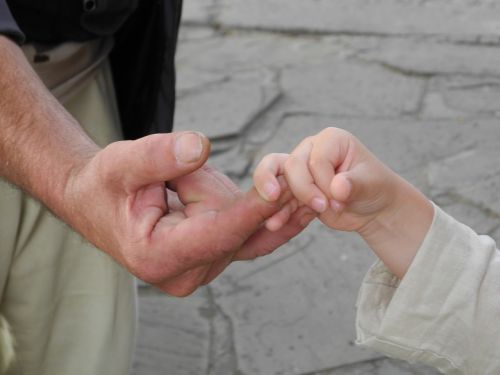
[132,1,500,374]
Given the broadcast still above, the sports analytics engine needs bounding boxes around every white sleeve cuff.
[355,202,500,374]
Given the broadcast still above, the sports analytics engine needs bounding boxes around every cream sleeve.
[356,204,500,374]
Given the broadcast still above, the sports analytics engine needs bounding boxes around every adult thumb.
[107,132,211,191]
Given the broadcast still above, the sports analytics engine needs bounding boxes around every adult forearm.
[0,36,99,219]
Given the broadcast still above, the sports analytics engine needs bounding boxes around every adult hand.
[0,38,315,295]
[63,132,316,296]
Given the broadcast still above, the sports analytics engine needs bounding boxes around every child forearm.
[357,173,434,279]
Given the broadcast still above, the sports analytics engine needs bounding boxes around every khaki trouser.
[0,61,137,375]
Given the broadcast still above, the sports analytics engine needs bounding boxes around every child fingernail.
[311,197,327,213]
[264,182,278,200]
[330,200,342,213]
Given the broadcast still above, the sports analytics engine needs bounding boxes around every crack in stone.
[357,56,500,80]
[371,61,436,79]
[238,70,284,140]
[181,21,403,39]
[204,0,221,25]
[182,21,500,46]
[205,286,243,375]
[450,37,500,47]
[406,76,430,118]
[177,75,231,100]
[433,191,500,221]
[298,356,439,375]
[298,356,387,375]
[347,57,432,117]
[445,81,500,91]
[222,235,315,297]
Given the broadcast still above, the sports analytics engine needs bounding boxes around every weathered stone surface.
[131,290,210,375]
[176,30,376,76]
[134,2,500,374]
[422,76,500,118]
[317,357,439,375]
[174,70,281,139]
[433,194,500,236]
[211,0,500,37]
[428,148,500,215]
[282,60,424,117]
[207,146,251,180]
[182,0,216,24]
[178,25,217,43]
[357,38,500,77]
[210,222,381,374]
[176,68,229,98]
[250,114,500,177]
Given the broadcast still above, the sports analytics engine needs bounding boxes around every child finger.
[309,142,336,199]
[253,153,289,201]
[284,138,328,213]
[309,128,351,197]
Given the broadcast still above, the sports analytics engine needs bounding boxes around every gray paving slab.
[175,69,281,139]
[182,0,216,24]
[188,0,500,38]
[315,357,439,375]
[282,60,424,117]
[432,196,500,237]
[356,38,500,77]
[176,30,376,76]
[422,76,500,118]
[133,2,500,374]
[249,114,500,177]
[210,222,381,375]
[131,290,210,375]
[428,148,500,215]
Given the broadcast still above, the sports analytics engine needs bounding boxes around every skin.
[0,35,316,296]
[254,127,434,278]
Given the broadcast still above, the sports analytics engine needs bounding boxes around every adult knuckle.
[164,283,198,298]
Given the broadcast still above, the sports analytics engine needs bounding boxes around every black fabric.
[0,0,24,44]
[3,0,181,139]
[81,0,138,36]
[6,0,138,43]
[110,0,182,139]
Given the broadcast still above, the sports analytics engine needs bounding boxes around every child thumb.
[330,163,372,203]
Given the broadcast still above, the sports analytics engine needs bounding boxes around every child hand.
[254,128,399,233]
[254,127,434,278]
[252,153,317,232]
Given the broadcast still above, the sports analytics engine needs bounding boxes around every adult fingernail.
[311,197,327,213]
[175,132,203,163]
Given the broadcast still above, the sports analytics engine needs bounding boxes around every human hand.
[253,127,402,233]
[254,127,434,277]
[62,132,314,296]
